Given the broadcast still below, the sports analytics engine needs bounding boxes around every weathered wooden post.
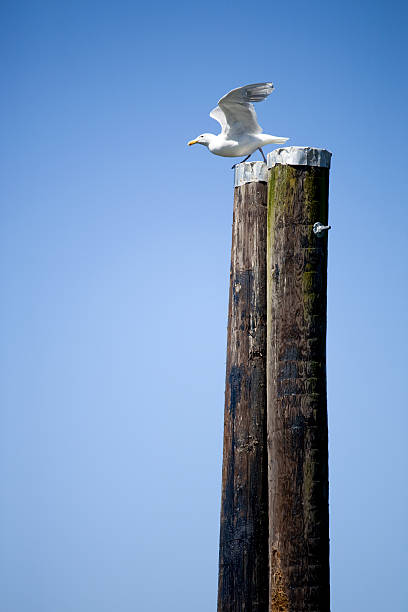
[218,162,269,612]
[266,147,332,612]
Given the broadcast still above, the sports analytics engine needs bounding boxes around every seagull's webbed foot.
[231,154,252,169]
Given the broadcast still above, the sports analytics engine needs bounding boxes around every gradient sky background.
[1,1,407,611]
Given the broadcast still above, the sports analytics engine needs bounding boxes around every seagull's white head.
[188,133,213,147]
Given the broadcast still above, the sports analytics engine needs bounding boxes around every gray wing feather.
[209,106,228,133]
[217,82,274,137]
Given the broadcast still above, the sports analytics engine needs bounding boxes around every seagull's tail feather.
[263,135,289,145]
[271,136,289,144]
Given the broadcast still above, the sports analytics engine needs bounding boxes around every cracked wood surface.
[267,165,330,612]
[218,181,269,612]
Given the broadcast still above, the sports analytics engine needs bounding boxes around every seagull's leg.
[231,154,252,169]
[258,148,267,163]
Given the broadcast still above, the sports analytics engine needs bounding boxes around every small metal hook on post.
[313,222,331,238]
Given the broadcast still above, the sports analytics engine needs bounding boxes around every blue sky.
[1,1,407,611]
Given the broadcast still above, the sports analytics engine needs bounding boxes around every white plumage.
[188,82,288,167]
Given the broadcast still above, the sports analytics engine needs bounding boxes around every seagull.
[188,82,289,168]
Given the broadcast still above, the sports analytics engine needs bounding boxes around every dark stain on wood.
[228,365,243,418]
[218,181,269,612]
[267,165,330,612]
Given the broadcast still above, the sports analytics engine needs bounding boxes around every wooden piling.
[218,161,269,612]
[266,147,332,612]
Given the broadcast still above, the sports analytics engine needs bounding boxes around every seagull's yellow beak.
[188,139,198,146]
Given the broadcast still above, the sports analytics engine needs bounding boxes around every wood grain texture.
[267,165,330,612]
[218,181,269,612]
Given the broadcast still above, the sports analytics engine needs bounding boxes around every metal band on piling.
[234,160,268,187]
[267,146,332,169]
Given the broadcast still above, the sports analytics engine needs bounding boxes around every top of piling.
[267,146,332,169]
[234,161,267,187]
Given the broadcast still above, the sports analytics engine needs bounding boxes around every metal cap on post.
[218,161,269,612]
[234,160,268,187]
[266,147,332,612]
[267,146,332,169]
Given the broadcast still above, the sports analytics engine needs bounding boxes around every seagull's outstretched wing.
[209,106,228,132]
[210,82,274,138]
